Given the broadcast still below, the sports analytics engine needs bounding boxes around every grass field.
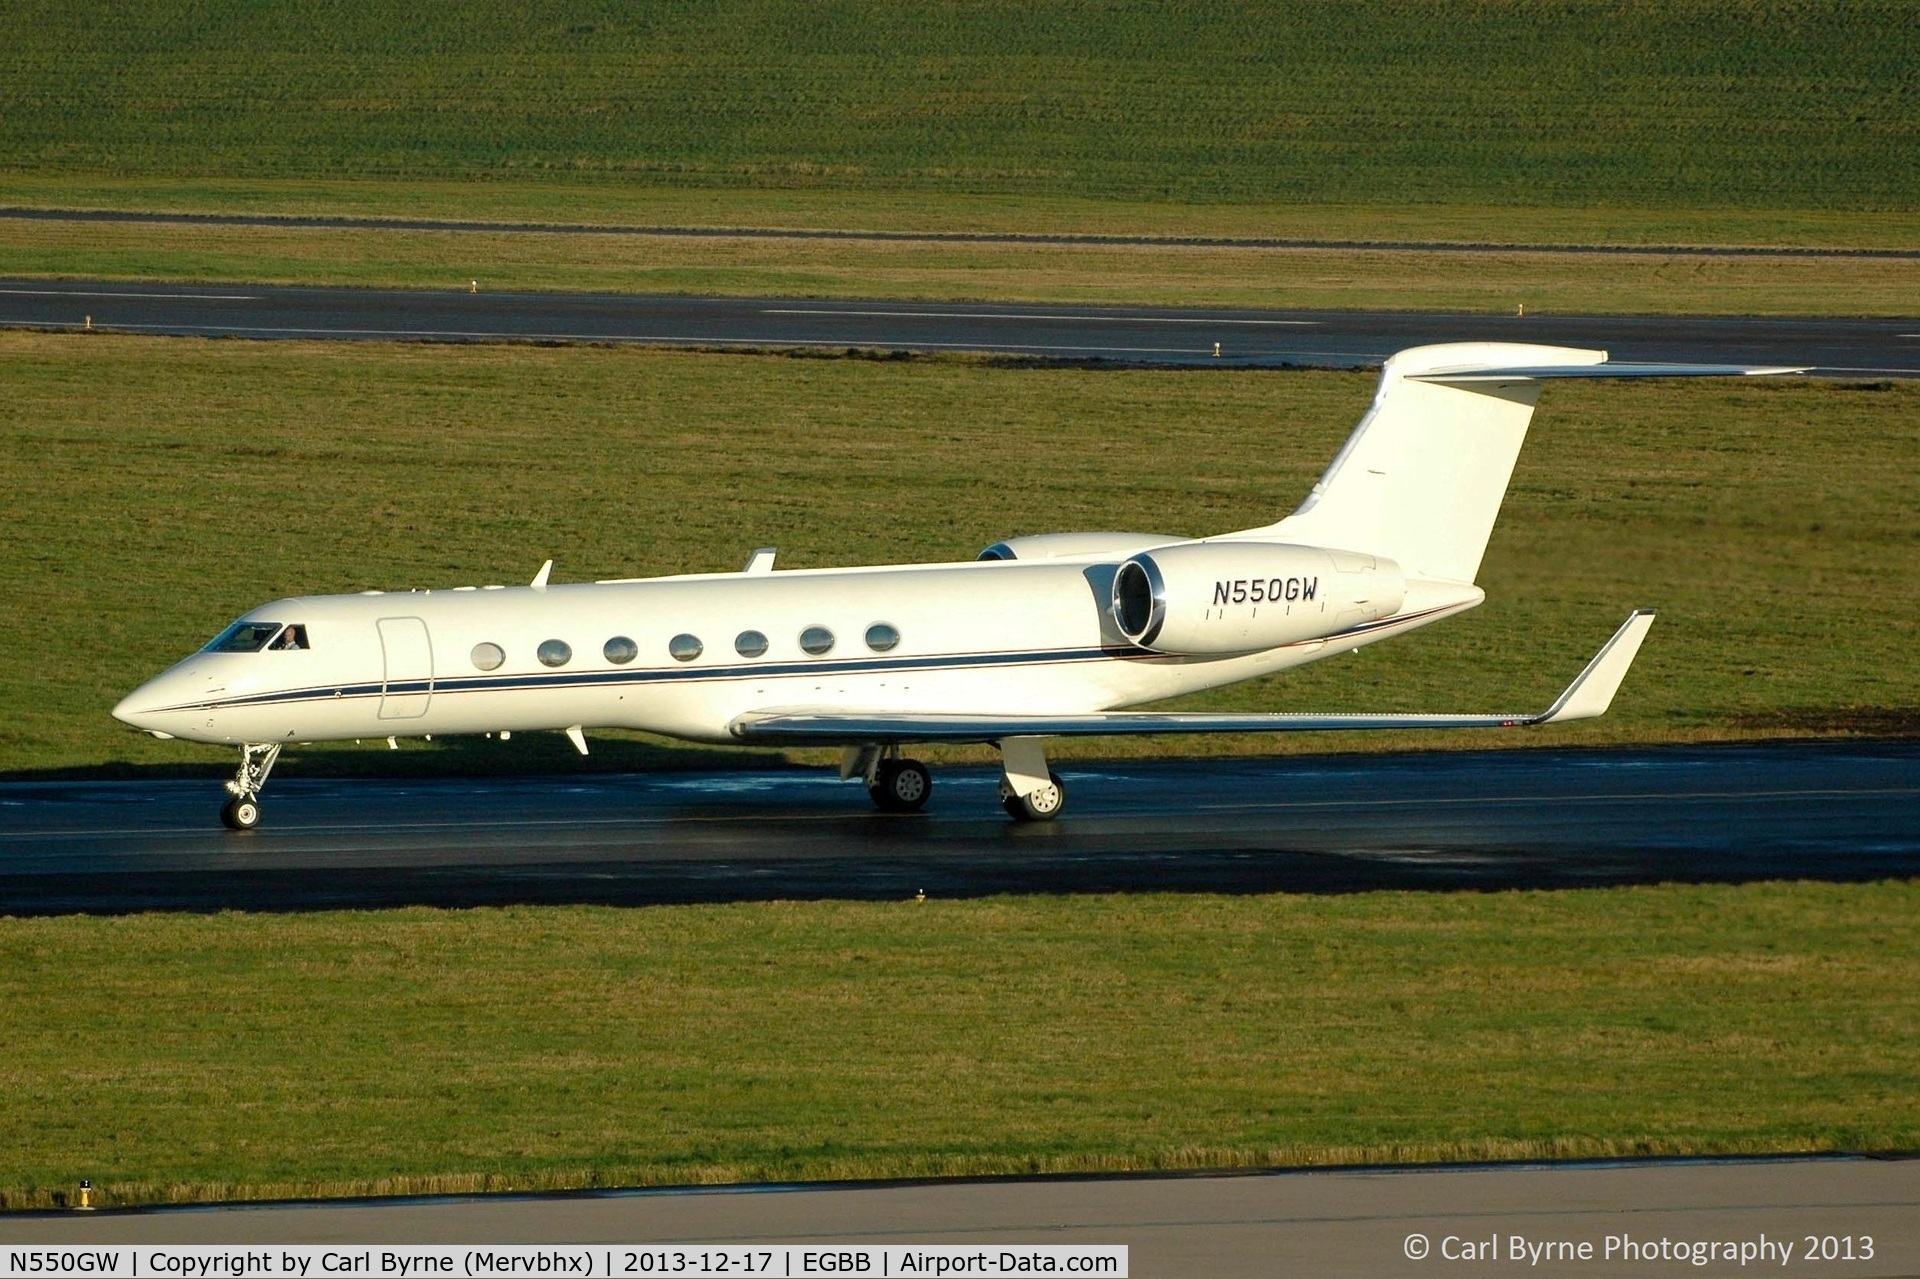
[8,2,1918,310]
[9,178,1920,252]
[2,331,1915,779]
[4,2,1916,215]
[10,217,1920,316]
[1,881,1914,1209]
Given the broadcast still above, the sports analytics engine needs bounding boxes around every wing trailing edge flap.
[729,611,1656,746]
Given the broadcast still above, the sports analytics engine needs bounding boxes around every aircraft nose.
[112,684,168,732]
[113,665,211,736]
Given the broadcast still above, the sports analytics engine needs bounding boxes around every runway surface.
[3,742,1916,914]
[4,278,1917,375]
[3,1158,1914,1277]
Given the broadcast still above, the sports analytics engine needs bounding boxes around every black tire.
[1001,770,1066,822]
[869,758,932,812]
[221,796,260,831]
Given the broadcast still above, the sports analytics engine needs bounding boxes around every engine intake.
[1111,541,1405,654]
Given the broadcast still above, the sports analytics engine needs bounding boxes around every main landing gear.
[996,735,1065,822]
[846,737,1068,822]
[220,742,281,830]
[863,748,933,813]
[846,745,934,813]
[999,770,1066,821]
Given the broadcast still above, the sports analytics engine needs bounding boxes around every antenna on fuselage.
[530,559,553,590]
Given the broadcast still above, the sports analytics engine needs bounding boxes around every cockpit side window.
[203,622,309,653]
[204,621,284,653]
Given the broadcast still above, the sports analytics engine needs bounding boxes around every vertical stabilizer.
[1245,343,1606,583]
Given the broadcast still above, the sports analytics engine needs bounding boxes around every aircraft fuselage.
[113,554,1473,748]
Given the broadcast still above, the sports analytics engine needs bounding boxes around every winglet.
[530,559,553,590]
[1537,610,1656,724]
[564,724,588,755]
[742,547,778,573]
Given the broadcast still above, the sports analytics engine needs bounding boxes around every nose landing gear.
[220,742,281,830]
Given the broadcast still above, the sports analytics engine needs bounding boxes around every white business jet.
[114,342,1796,830]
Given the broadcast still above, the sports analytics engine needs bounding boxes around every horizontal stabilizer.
[730,611,1655,745]
[1417,362,1806,383]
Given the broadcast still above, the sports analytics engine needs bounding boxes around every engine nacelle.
[1111,541,1405,654]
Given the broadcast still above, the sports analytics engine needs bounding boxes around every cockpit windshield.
[204,621,309,653]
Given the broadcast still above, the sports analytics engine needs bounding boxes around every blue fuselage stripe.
[167,644,1153,713]
[162,605,1453,716]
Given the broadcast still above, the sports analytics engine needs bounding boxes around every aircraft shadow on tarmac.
[2,742,1917,916]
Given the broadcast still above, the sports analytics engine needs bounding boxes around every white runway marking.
[763,307,1319,325]
[0,319,1236,357]
[0,287,258,299]
[1807,364,1920,375]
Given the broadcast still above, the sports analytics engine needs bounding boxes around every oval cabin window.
[865,623,901,652]
[735,630,769,658]
[537,639,572,668]
[668,633,704,662]
[471,642,505,671]
[603,636,638,664]
[799,625,835,656]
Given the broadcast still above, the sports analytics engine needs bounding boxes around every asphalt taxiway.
[2,1158,1914,1277]
[4,279,1918,375]
[3,742,1915,914]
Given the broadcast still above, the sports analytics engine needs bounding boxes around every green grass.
[8,177,1920,251]
[1,882,1914,1209]
[2,331,1915,779]
[10,216,1920,316]
[9,2,1919,311]
[4,1,1917,214]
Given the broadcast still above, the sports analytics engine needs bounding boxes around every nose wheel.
[869,757,933,812]
[219,742,282,831]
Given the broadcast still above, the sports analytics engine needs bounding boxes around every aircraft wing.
[730,611,1655,745]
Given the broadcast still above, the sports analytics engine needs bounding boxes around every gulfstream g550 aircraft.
[115,343,1796,830]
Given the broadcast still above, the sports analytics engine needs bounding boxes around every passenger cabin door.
[376,617,433,719]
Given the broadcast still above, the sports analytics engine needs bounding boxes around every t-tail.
[1236,342,1801,584]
